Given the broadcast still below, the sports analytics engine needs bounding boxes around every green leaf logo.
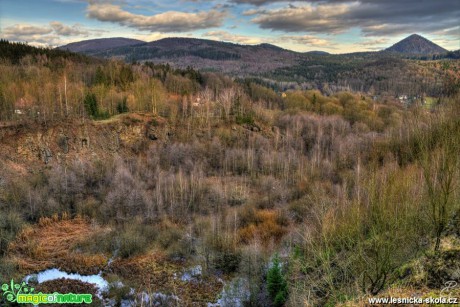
[1,279,34,303]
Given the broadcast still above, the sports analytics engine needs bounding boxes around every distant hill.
[305,51,330,55]
[385,34,447,54]
[59,37,301,74]
[59,37,328,61]
[58,37,293,59]
[60,37,145,53]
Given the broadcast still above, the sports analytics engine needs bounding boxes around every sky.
[0,0,459,53]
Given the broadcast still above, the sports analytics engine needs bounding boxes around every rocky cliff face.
[0,113,168,176]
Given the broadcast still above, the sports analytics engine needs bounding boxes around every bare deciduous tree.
[218,87,236,120]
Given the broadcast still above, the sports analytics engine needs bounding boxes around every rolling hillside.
[60,37,145,53]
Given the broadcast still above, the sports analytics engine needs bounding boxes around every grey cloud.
[279,35,333,47]
[50,22,90,36]
[250,3,354,34]
[202,30,263,44]
[433,26,460,38]
[243,9,263,16]
[201,31,334,48]
[213,3,234,10]
[2,24,53,36]
[243,0,460,37]
[2,32,63,46]
[2,22,102,46]
[360,38,388,46]
[232,0,273,5]
[86,3,227,32]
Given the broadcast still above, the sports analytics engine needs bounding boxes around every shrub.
[117,223,156,258]
[75,197,101,219]
[107,282,133,305]
[288,197,313,223]
[72,230,115,255]
[0,259,17,283]
[0,210,25,256]
[156,222,183,249]
[238,209,287,245]
[214,249,241,274]
[118,232,146,258]
[236,113,255,125]
[165,238,193,260]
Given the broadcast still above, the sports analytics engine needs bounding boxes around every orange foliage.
[238,209,287,246]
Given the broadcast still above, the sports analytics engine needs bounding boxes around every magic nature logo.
[1,279,92,304]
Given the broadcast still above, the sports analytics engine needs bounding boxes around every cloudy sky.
[1,0,459,53]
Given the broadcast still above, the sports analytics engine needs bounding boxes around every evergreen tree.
[267,255,288,306]
[117,97,129,114]
[95,66,107,85]
[84,93,99,118]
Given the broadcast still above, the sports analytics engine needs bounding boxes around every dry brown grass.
[7,214,109,275]
[111,252,177,287]
[112,252,223,306]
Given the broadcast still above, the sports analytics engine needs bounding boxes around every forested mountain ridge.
[57,35,459,97]
[60,34,450,58]
[0,39,98,64]
[62,37,302,75]
[60,37,296,59]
